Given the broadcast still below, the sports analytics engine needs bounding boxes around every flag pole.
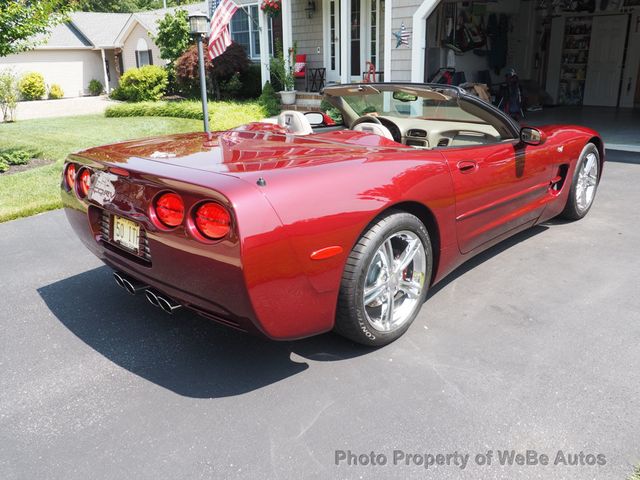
[196,34,210,133]
[189,12,211,134]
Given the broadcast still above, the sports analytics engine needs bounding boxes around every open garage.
[412,0,640,147]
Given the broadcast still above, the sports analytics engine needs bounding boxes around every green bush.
[0,69,19,122]
[239,63,262,99]
[219,72,242,100]
[0,148,34,173]
[106,101,204,119]
[48,84,64,99]
[258,81,280,117]
[88,79,104,96]
[18,72,46,100]
[117,65,168,102]
[104,100,267,130]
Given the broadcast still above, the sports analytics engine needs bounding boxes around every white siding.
[121,23,165,71]
[0,49,104,97]
[292,0,324,68]
[390,0,421,81]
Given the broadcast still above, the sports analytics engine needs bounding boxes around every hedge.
[105,100,269,131]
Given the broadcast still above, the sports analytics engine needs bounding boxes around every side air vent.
[408,129,427,138]
[437,138,450,147]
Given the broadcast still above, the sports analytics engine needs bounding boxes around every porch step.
[281,92,323,112]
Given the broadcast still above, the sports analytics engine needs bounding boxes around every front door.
[324,0,380,83]
[323,0,341,83]
[442,142,552,254]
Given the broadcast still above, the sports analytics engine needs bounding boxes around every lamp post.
[189,12,210,133]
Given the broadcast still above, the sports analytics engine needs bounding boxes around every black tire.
[334,211,433,346]
[560,142,601,221]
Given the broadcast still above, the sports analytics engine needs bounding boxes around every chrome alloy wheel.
[362,231,427,332]
[575,152,599,213]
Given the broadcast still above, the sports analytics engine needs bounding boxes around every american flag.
[207,0,238,60]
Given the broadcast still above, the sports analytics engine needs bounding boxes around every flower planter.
[279,90,297,105]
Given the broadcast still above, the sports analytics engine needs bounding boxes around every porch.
[255,0,389,90]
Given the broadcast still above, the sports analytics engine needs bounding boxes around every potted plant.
[269,40,296,105]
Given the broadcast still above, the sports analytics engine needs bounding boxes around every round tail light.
[155,192,184,228]
[194,202,231,239]
[64,163,76,190]
[77,168,92,198]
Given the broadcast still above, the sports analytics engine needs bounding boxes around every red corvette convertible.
[61,83,603,346]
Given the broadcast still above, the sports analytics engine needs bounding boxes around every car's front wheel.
[335,211,433,346]
[560,142,601,220]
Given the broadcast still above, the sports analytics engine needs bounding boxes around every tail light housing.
[77,168,93,198]
[193,202,231,240]
[64,163,76,190]
[154,192,184,228]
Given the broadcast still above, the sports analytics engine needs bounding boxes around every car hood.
[75,128,409,176]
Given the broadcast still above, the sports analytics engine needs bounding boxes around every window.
[135,38,153,67]
[229,5,273,60]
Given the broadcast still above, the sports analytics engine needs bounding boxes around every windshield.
[338,88,487,124]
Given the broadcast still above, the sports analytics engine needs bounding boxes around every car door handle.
[457,160,477,173]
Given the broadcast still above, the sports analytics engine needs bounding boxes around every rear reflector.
[155,192,184,228]
[64,163,76,190]
[77,169,92,198]
[194,202,231,239]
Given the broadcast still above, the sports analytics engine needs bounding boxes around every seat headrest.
[277,110,313,136]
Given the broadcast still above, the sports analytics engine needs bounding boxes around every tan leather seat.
[352,122,394,141]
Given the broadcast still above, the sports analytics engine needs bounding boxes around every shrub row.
[105,100,269,131]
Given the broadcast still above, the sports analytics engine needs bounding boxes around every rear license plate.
[112,215,140,253]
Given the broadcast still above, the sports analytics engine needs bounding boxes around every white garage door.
[0,49,104,98]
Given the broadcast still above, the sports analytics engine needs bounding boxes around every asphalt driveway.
[1,152,639,480]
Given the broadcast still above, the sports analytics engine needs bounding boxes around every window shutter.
[135,51,140,68]
[148,50,153,65]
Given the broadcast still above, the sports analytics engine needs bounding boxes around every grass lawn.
[0,115,202,222]
[0,104,265,223]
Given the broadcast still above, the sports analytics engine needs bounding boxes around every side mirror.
[520,127,546,146]
[304,112,326,126]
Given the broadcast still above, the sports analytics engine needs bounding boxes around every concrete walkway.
[13,95,119,121]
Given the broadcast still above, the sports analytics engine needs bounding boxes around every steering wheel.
[351,114,383,129]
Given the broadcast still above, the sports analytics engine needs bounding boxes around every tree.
[0,0,73,57]
[154,9,191,64]
[175,43,250,100]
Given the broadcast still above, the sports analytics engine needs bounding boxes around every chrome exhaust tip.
[145,289,160,307]
[113,271,147,295]
[113,272,126,289]
[157,295,182,314]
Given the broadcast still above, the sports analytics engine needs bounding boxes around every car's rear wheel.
[335,211,432,346]
[560,142,600,220]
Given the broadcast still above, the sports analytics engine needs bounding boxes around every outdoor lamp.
[188,12,209,36]
[305,0,316,18]
[188,11,210,133]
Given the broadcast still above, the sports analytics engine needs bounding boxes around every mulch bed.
[2,158,55,175]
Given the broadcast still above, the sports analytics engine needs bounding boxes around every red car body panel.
[61,122,603,340]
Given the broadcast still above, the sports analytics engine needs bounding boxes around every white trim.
[281,0,293,77]
[383,0,392,82]
[258,6,270,88]
[410,0,438,82]
[340,0,349,83]
[100,48,111,94]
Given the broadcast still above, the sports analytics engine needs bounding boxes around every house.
[0,4,207,98]
[2,0,639,114]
